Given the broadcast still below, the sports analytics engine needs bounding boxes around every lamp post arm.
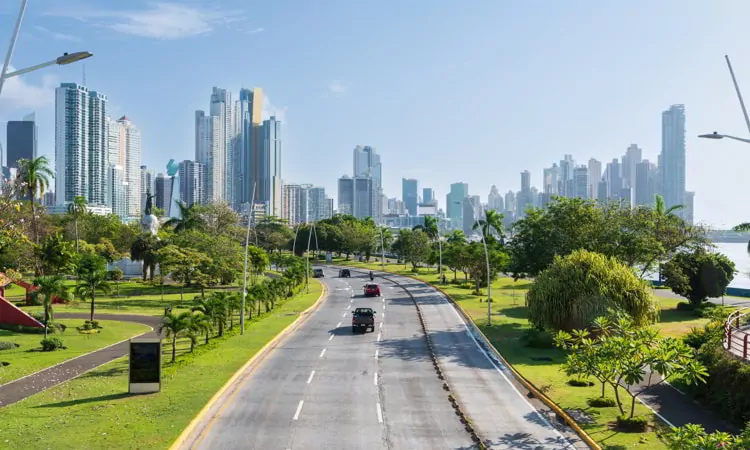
[3,59,56,79]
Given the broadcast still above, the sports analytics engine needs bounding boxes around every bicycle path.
[0,313,160,408]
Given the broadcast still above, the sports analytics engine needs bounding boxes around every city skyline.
[4,2,750,226]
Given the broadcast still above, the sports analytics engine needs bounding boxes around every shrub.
[527,250,658,331]
[567,378,594,387]
[81,320,103,331]
[520,328,555,348]
[676,301,694,312]
[683,327,711,350]
[661,249,735,306]
[0,341,19,351]
[615,415,648,432]
[40,337,66,351]
[587,397,616,407]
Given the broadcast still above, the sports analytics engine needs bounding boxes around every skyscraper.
[210,87,234,203]
[684,191,695,224]
[6,114,37,169]
[55,83,110,207]
[559,155,575,196]
[308,187,330,221]
[463,195,480,235]
[622,144,642,191]
[353,177,373,219]
[605,158,622,200]
[521,170,531,192]
[338,176,354,215]
[154,173,172,212]
[236,87,263,206]
[178,160,205,207]
[116,116,142,216]
[402,178,418,216]
[422,188,435,205]
[195,110,223,202]
[446,182,468,228]
[587,158,601,200]
[660,104,686,216]
[282,184,305,225]
[353,145,382,221]
[259,116,282,217]
[573,166,589,199]
[542,164,559,195]
[110,165,127,219]
[488,185,504,211]
[635,160,655,206]
[517,171,534,218]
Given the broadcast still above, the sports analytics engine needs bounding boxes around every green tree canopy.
[661,249,736,305]
[527,249,658,332]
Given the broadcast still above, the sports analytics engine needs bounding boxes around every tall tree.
[130,234,162,281]
[472,209,505,244]
[16,156,54,245]
[160,311,194,362]
[67,196,87,252]
[75,269,112,321]
[32,275,71,338]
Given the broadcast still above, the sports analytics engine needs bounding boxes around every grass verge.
[0,319,150,385]
[337,259,707,449]
[0,279,323,450]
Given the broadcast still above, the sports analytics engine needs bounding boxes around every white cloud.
[47,2,244,40]
[247,27,264,34]
[33,25,81,42]
[263,96,287,122]
[328,80,348,96]
[0,66,58,113]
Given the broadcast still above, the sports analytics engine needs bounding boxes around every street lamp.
[699,55,750,145]
[305,221,317,293]
[0,1,93,100]
[240,182,257,335]
[378,226,386,271]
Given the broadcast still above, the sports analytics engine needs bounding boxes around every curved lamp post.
[240,183,257,335]
[454,200,492,325]
[699,55,750,146]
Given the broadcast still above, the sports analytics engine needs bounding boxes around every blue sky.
[1,0,750,228]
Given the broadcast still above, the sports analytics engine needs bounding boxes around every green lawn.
[0,319,150,385]
[338,259,709,449]
[0,279,323,450]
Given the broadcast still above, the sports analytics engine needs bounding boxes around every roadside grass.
[336,259,700,449]
[0,280,323,450]
[0,319,150,385]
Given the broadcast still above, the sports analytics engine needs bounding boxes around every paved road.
[0,313,159,407]
[186,267,578,450]
[188,267,477,450]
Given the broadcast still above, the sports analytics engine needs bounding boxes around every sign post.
[129,338,161,394]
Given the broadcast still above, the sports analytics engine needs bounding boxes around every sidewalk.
[0,313,160,408]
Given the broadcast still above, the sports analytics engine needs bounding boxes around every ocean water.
[714,242,750,289]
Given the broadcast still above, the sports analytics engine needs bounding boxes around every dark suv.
[339,269,351,278]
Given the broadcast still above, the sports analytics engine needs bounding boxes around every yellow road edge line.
[168,280,328,450]
[347,263,602,450]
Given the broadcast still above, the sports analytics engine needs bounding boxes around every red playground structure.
[0,272,45,328]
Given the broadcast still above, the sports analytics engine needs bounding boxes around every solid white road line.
[293,400,304,420]
[375,349,379,359]
[329,334,335,342]
[307,370,315,384]
[336,321,341,327]
[377,332,381,342]
[319,348,327,358]
[376,402,383,423]
[374,373,378,385]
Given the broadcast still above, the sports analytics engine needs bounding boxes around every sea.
[714,242,750,289]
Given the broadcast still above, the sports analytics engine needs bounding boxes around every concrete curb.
[169,281,328,450]
[341,266,485,449]
[343,264,600,450]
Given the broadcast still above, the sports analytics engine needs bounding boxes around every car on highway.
[363,283,381,297]
[312,268,324,278]
[352,307,376,333]
[338,269,351,277]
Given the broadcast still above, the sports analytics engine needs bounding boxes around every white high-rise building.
[660,105,686,217]
[488,185,504,211]
[88,91,107,205]
[55,83,90,205]
[110,165,127,219]
[260,116,282,217]
[282,183,310,225]
[112,116,142,217]
[178,160,205,207]
[308,187,330,221]
[352,145,382,222]
[587,158,602,200]
[210,88,233,204]
[195,110,223,203]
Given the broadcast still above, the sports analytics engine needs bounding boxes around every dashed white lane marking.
[383,304,386,310]
[377,332,382,342]
[319,348,326,358]
[293,400,304,420]
[381,313,384,319]
[350,299,353,303]
[307,370,316,384]
[336,321,341,327]
[376,402,383,423]
[346,304,351,310]
[379,322,383,329]
[375,349,379,359]
[342,311,347,317]
[374,373,378,385]
[329,334,335,342]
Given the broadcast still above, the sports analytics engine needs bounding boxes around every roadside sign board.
[326,252,332,263]
[129,338,161,394]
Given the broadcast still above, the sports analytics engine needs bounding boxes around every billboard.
[129,338,161,393]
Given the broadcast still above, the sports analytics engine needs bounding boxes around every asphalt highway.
[188,267,477,450]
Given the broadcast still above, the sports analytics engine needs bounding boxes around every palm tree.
[32,275,71,339]
[67,196,87,252]
[191,313,213,345]
[164,201,204,232]
[74,269,112,322]
[160,311,194,362]
[16,156,54,245]
[192,295,228,337]
[130,234,161,281]
[641,194,687,279]
[472,210,505,244]
[413,215,439,240]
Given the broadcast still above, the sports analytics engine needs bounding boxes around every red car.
[364,283,381,297]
